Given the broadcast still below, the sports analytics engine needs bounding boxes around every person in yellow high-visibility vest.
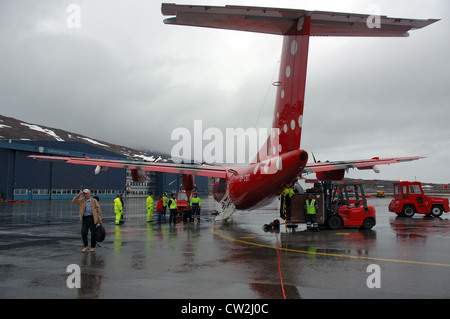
[169,193,177,224]
[281,183,295,222]
[190,192,202,222]
[146,192,154,223]
[304,194,319,231]
[162,193,170,217]
[114,194,124,225]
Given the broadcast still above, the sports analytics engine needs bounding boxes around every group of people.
[145,192,172,224]
[113,191,203,225]
[144,191,202,224]
[72,189,204,252]
[73,182,319,253]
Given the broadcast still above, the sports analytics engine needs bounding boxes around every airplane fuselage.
[212,149,308,210]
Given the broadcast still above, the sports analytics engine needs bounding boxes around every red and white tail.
[271,16,311,157]
[162,3,438,162]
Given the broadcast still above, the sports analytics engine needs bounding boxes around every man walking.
[72,189,102,253]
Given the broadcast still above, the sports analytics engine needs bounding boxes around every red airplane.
[30,4,437,220]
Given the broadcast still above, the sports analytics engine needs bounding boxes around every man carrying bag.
[72,189,103,252]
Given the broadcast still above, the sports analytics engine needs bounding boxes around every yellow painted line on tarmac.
[211,226,450,268]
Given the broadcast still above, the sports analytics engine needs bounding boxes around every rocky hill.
[0,114,169,161]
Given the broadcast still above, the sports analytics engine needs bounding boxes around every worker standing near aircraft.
[115,194,124,225]
[169,193,177,224]
[190,192,202,222]
[146,192,154,223]
[281,183,295,222]
[156,196,164,223]
[305,194,319,231]
[162,193,170,218]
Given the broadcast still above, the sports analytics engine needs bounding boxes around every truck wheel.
[430,205,443,217]
[402,205,416,217]
[327,215,342,230]
[362,218,375,230]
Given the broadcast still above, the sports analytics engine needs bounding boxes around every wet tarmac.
[1,195,450,299]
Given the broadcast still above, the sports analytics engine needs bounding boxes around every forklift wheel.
[327,215,342,230]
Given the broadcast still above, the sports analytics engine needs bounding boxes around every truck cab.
[388,181,449,217]
[176,190,189,214]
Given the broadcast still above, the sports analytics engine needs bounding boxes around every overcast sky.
[1,0,449,183]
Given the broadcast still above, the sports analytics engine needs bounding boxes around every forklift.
[283,181,376,230]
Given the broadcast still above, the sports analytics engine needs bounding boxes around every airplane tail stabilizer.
[162,4,438,162]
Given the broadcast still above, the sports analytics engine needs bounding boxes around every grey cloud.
[0,0,448,183]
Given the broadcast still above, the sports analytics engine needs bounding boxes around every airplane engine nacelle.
[131,169,147,182]
[316,170,345,181]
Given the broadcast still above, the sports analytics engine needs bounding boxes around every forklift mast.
[324,181,369,215]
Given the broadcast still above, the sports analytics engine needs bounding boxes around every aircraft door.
[409,185,426,213]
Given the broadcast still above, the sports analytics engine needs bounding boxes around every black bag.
[95,223,106,242]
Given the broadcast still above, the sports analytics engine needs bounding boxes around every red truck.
[388,181,449,217]
[176,190,189,214]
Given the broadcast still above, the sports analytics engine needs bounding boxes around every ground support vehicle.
[176,190,201,222]
[287,182,376,230]
[172,190,190,222]
[388,181,449,217]
[376,191,385,198]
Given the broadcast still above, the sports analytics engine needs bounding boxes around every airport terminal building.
[0,140,208,201]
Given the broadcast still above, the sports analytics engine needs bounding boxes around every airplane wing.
[303,156,425,176]
[28,155,228,178]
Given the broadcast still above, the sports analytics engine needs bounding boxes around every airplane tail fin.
[162,4,438,162]
[271,17,310,157]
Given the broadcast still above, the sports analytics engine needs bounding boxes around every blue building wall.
[155,172,209,197]
[0,140,126,200]
[0,140,210,201]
